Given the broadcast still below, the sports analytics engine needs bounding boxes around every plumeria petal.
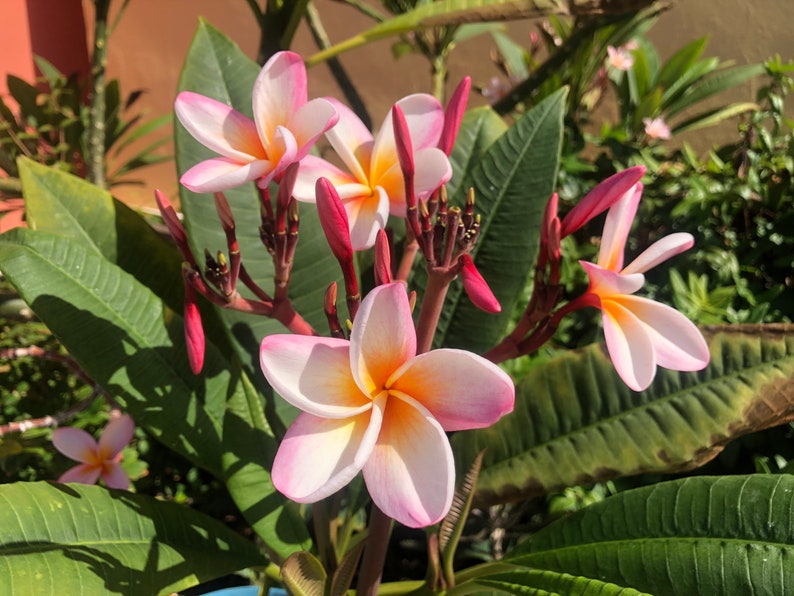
[345,187,390,251]
[175,92,264,161]
[252,51,307,148]
[289,98,339,159]
[559,166,645,237]
[622,233,695,274]
[59,463,102,485]
[325,98,374,183]
[273,403,383,502]
[52,427,98,465]
[97,415,135,461]
[580,261,645,296]
[615,295,710,371]
[293,155,360,202]
[180,157,271,194]
[600,298,656,391]
[388,348,514,431]
[264,125,300,184]
[371,94,444,183]
[597,183,643,271]
[260,335,372,418]
[350,283,417,395]
[101,462,131,490]
[363,394,454,528]
[374,147,450,217]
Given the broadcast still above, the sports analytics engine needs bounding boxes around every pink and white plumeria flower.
[260,283,514,528]
[575,183,709,391]
[175,51,338,193]
[52,414,135,490]
[293,95,452,250]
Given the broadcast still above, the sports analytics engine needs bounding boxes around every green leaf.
[665,63,764,118]
[281,551,327,596]
[463,569,648,594]
[507,475,794,594]
[659,56,719,108]
[18,158,185,312]
[0,481,265,596]
[453,324,794,505]
[671,101,759,134]
[424,89,564,353]
[655,36,708,89]
[446,106,508,200]
[175,20,344,377]
[0,228,309,558]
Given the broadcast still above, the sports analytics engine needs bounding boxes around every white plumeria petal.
[292,155,359,203]
[175,92,264,162]
[597,183,642,271]
[600,298,657,391]
[622,233,695,274]
[180,157,271,194]
[325,98,374,184]
[289,98,339,160]
[52,427,98,465]
[363,393,454,528]
[252,51,307,148]
[617,295,710,372]
[580,261,645,296]
[388,349,514,431]
[345,186,390,251]
[371,94,444,183]
[265,125,299,183]
[272,400,383,502]
[350,283,417,395]
[97,415,134,461]
[260,335,372,418]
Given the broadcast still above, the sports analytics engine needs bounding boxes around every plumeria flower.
[571,183,709,391]
[260,283,514,527]
[606,45,634,71]
[52,415,135,490]
[293,95,452,250]
[643,116,672,140]
[175,51,338,193]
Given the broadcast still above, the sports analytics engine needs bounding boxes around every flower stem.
[356,505,393,595]
[415,269,454,354]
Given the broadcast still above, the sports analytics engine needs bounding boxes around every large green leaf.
[446,106,508,200]
[458,569,647,595]
[504,475,794,594]
[0,228,309,558]
[422,89,564,353]
[175,20,344,378]
[18,157,186,316]
[453,324,794,505]
[0,481,265,595]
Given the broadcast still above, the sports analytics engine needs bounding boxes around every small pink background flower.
[260,283,514,528]
[643,116,672,140]
[175,51,338,193]
[52,414,135,490]
[607,45,634,71]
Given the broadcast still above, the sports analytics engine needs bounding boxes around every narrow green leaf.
[665,63,765,117]
[423,89,564,353]
[671,101,758,134]
[659,56,719,108]
[654,36,708,89]
[0,481,265,595]
[508,475,794,594]
[466,569,648,594]
[453,324,794,505]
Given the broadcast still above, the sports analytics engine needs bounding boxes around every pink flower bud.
[374,229,393,286]
[460,254,501,313]
[316,178,353,264]
[438,76,471,156]
[183,279,205,375]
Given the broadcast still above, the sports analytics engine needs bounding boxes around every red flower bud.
[460,254,501,313]
[438,76,471,156]
[183,278,205,374]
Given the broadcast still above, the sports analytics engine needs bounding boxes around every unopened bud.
[183,276,205,374]
[439,76,471,156]
[460,254,501,313]
[374,229,393,286]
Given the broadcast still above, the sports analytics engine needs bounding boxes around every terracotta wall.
[3,1,793,207]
